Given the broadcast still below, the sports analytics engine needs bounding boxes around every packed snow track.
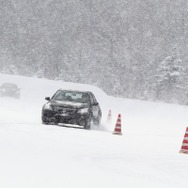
[0,74,188,188]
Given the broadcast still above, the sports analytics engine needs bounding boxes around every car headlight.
[43,103,52,110]
[78,108,89,114]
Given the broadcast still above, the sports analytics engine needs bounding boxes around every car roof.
[58,89,92,94]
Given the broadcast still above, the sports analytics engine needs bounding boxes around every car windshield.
[52,90,89,103]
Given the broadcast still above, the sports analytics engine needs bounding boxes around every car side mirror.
[45,97,50,101]
[93,102,99,106]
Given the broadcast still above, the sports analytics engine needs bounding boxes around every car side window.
[90,93,98,105]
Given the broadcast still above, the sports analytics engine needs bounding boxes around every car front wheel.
[80,116,91,130]
[93,111,102,125]
[84,119,91,129]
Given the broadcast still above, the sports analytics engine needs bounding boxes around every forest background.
[1,0,188,104]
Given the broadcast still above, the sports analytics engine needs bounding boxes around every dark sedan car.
[42,89,102,129]
[0,83,20,98]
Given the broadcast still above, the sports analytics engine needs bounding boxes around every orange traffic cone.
[180,127,188,154]
[106,110,112,124]
[113,114,122,135]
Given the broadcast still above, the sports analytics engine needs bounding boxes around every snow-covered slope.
[0,73,188,188]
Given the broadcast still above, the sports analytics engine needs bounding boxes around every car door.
[89,93,100,119]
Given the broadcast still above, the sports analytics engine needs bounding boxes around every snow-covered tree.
[155,45,185,104]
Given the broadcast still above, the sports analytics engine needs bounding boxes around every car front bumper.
[42,109,90,126]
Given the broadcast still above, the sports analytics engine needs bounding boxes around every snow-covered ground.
[0,73,188,188]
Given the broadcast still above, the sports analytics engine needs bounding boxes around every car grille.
[53,106,77,115]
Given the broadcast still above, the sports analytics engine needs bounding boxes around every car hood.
[50,100,88,109]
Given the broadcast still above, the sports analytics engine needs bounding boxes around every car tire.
[93,111,102,125]
[84,120,91,129]
[42,115,49,125]
[15,94,20,99]
[83,116,91,130]
[42,121,49,125]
